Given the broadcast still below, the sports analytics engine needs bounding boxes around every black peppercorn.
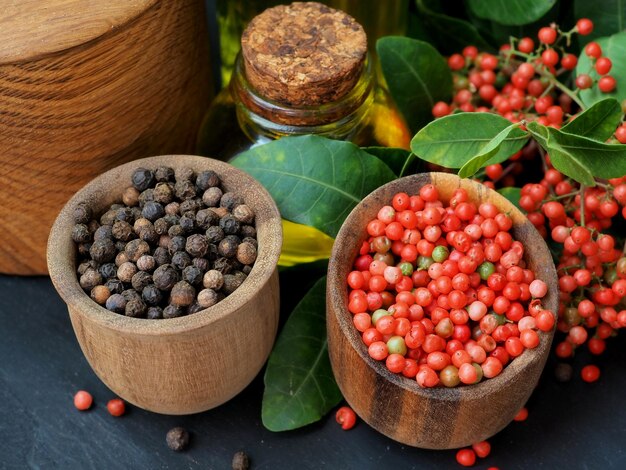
[218,235,240,258]
[114,241,127,253]
[236,242,257,265]
[206,226,225,244]
[153,247,171,266]
[139,226,159,245]
[176,167,195,182]
[168,235,187,254]
[166,427,190,451]
[112,220,134,241]
[131,271,153,291]
[158,235,171,249]
[196,170,220,191]
[187,302,205,314]
[220,192,243,211]
[170,281,196,306]
[194,209,217,230]
[100,209,117,226]
[232,451,250,470]
[153,182,174,204]
[87,219,100,234]
[136,255,156,272]
[555,362,573,382]
[80,268,103,291]
[131,206,142,221]
[168,224,185,238]
[78,260,98,276]
[115,251,130,267]
[115,207,135,223]
[232,204,255,224]
[185,234,209,258]
[219,215,240,235]
[171,251,192,270]
[89,238,117,263]
[78,243,92,259]
[142,201,165,222]
[121,289,142,303]
[182,265,203,286]
[125,298,147,318]
[179,213,195,233]
[153,264,179,291]
[163,304,184,319]
[202,187,223,207]
[90,285,111,305]
[164,202,180,216]
[73,203,92,224]
[146,306,163,319]
[105,279,124,295]
[240,225,257,239]
[132,167,155,191]
[155,165,175,182]
[125,239,151,262]
[142,284,163,306]
[179,199,200,214]
[192,257,210,272]
[138,188,155,207]
[133,218,151,235]
[222,273,245,295]
[94,224,113,241]
[203,270,224,290]
[99,262,118,280]
[213,257,235,274]
[105,293,127,314]
[117,262,138,283]
[72,224,92,243]
[122,186,140,207]
[154,218,171,235]
[242,265,252,275]
[197,288,218,308]
[175,180,197,200]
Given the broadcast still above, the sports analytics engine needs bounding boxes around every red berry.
[561,54,578,70]
[615,125,626,144]
[448,53,466,71]
[517,37,535,54]
[595,57,612,75]
[514,407,529,421]
[106,398,126,417]
[541,48,559,67]
[598,75,617,93]
[480,53,499,71]
[335,406,357,430]
[472,440,491,458]
[463,46,479,58]
[538,27,557,45]
[432,101,451,118]
[581,364,601,383]
[517,62,535,79]
[576,18,594,36]
[585,42,602,58]
[74,390,93,411]
[456,448,477,467]
[575,74,593,90]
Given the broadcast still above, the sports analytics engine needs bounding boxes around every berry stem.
[580,185,587,227]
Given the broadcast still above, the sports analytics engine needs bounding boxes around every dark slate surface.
[1,273,625,469]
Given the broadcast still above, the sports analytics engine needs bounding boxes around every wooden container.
[327,173,559,449]
[47,155,282,415]
[0,0,213,275]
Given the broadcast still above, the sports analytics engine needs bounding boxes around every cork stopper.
[240,2,367,107]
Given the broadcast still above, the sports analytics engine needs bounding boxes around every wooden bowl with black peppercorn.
[326,173,559,449]
[47,155,282,415]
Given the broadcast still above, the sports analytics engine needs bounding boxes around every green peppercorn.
[132,167,155,191]
[153,264,179,291]
[89,238,117,263]
[196,170,220,191]
[73,203,92,224]
[478,261,496,280]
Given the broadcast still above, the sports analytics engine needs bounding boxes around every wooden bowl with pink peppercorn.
[327,172,559,449]
[47,155,282,415]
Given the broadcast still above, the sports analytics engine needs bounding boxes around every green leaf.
[377,36,452,133]
[231,135,396,238]
[410,113,529,169]
[561,98,623,142]
[415,0,494,55]
[361,146,411,176]
[574,0,626,44]
[577,32,626,107]
[458,123,523,178]
[467,0,556,26]
[262,276,341,431]
[497,187,522,210]
[418,2,494,54]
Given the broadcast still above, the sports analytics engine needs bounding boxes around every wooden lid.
[240,1,367,107]
[0,0,156,65]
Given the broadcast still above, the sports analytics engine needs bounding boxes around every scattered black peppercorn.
[203,270,224,290]
[138,188,155,207]
[166,427,190,451]
[121,289,142,303]
[188,302,205,314]
[232,450,250,470]
[168,235,186,255]
[78,260,98,276]
[237,241,257,265]
[179,198,200,214]
[240,225,257,239]
[132,168,155,192]
[154,217,171,235]
[117,262,138,283]
[176,167,195,182]
[213,257,235,274]
[197,288,218,308]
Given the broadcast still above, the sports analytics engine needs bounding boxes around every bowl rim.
[327,172,559,401]
[47,154,282,337]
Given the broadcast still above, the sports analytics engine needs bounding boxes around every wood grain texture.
[47,155,283,415]
[0,0,213,275]
[327,173,559,449]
